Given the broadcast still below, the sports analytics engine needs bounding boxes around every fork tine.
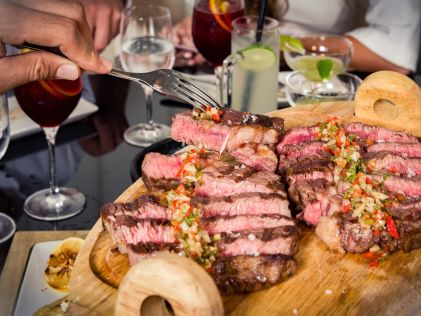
[175,84,214,111]
[175,73,222,109]
[174,89,208,112]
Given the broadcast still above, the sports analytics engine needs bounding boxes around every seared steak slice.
[170,111,282,152]
[367,142,421,158]
[289,179,341,226]
[203,215,294,234]
[278,141,330,172]
[344,122,419,144]
[141,153,181,190]
[216,226,299,256]
[127,225,298,263]
[195,167,284,197]
[365,152,421,176]
[277,126,318,152]
[390,198,421,221]
[192,192,290,218]
[211,255,297,294]
[372,174,421,198]
[286,158,334,185]
[230,143,278,172]
[316,214,421,254]
[220,110,284,132]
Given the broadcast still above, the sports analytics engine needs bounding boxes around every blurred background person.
[172,0,421,75]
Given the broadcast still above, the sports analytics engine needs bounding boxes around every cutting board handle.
[354,71,421,134]
[114,253,224,316]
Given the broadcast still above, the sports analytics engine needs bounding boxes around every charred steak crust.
[220,110,284,132]
[211,255,297,294]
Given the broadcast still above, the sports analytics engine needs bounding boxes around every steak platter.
[100,107,421,295]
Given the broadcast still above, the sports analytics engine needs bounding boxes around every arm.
[346,0,420,74]
[345,35,411,74]
[0,0,111,93]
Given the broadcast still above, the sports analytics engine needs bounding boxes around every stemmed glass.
[120,5,175,147]
[0,93,15,242]
[192,0,245,101]
[14,78,86,221]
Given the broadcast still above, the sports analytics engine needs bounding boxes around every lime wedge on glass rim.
[238,45,277,71]
[280,35,305,55]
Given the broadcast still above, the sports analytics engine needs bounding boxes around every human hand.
[172,16,206,67]
[80,0,124,53]
[0,0,111,94]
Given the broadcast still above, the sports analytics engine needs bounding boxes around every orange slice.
[48,80,82,97]
[39,79,82,99]
[209,0,232,33]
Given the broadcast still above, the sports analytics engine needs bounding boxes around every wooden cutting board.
[69,72,421,315]
[67,99,421,315]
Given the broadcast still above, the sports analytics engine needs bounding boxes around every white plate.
[14,240,66,316]
[183,71,291,104]
[9,97,98,140]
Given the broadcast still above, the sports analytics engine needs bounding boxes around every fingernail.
[100,57,112,71]
[56,63,79,80]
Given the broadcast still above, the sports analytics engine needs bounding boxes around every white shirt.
[275,0,420,71]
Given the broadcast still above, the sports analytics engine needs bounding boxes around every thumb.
[0,51,80,93]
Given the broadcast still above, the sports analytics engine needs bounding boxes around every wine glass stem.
[43,126,59,195]
[143,85,154,126]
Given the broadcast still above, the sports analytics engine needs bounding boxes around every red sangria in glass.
[192,0,245,67]
[14,78,86,221]
[192,0,245,104]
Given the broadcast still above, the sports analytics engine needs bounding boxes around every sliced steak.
[191,192,290,218]
[217,226,299,257]
[230,143,278,172]
[344,122,419,144]
[289,179,341,226]
[365,152,421,176]
[211,254,297,294]
[389,198,421,221]
[142,153,181,191]
[372,174,421,198]
[367,142,421,158]
[286,159,334,185]
[316,214,421,254]
[219,110,284,132]
[171,111,283,152]
[276,126,318,152]
[203,215,294,234]
[278,141,330,172]
[127,225,298,264]
[195,166,284,197]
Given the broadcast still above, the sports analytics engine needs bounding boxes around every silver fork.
[109,68,221,111]
[14,43,222,112]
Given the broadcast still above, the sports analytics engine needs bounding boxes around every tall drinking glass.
[192,0,245,102]
[14,79,86,221]
[120,5,175,147]
[0,94,14,242]
[221,16,280,113]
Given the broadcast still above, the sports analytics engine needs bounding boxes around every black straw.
[255,0,269,43]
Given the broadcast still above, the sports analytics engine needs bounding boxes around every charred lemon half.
[45,237,84,291]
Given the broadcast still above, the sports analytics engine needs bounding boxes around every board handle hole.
[141,295,174,316]
[373,99,398,121]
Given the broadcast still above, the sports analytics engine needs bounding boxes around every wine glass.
[120,5,175,147]
[192,0,245,101]
[14,78,86,221]
[0,93,15,243]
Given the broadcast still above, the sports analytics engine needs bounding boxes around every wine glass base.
[24,187,86,221]
[0,213,16,244]
[124,123,170,147]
